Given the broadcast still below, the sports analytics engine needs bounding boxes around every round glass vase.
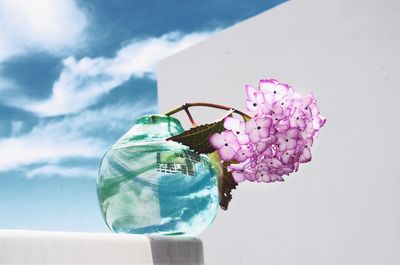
[97,114,219,236]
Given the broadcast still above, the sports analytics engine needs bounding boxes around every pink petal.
[223,131,238,142]
[279,142,287,151]
[224,117,240,131]
[272,104,283,114]
[256,142,267,153]
[257,103,268,116]
[268,174,277,182]
[283,107,291,116]
[258,79,277,93]
[272,113,286,124]
[229,163,245,171]
[232,171,246,183]
[260,104,270,114]
[246,85,257,101]
[248,130,261,143]
[303,100,314,117]
[257,172,271,183]
[235,151,248,162]
[305,138,314,148]
[272,158,283,167]
[287,128,300,138]
[271,174,285,182]
[294,162,299,172]
[255,92,265,104]
[263,135,277,145]
[303,107,312,118]
[310,102,321,117]
[245,172,257,182]
[275,122,290,132]
[259,127,270,138]
[257,162,269,171]
[275,83,290,95]
[245,119,257,134]
[297,118,306,129]
[246,99,257,112]
[302,95,313,108]
[282,166,293,174]
[300,148,312,163]
[237,134,249,145]
[230,141,241,152]
[209,133,224,149]
[239,122,246,132]
[281,150,294,164]
[278,98,292,109]
[218,146,236,161]
[318,116,327,127]
[276,133,287,144]
[258,117,272,128]
[286,139,298,150]
[263,147,274,157]
[236,123,249,144]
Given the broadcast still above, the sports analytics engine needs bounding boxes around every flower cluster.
[209,79,326,183]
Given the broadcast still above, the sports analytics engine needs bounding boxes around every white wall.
[157,0,400,264]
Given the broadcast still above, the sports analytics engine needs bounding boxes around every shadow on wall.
[149,236,204,265]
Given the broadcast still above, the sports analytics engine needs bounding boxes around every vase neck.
[115,114,184,146]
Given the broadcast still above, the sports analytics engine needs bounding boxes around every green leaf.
[242,115,251,122]
[208,151,224,181]
[167,109,240,210]
[219,162,238,210]
[167,110,234,154]
[208,151,237,210]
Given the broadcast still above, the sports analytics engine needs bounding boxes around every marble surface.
[0,230,204,265]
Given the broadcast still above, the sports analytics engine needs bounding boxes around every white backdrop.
[157,0,400,264]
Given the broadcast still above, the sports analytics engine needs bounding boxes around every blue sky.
[0,0,285,232]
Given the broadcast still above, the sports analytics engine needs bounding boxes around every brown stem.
[165,102,251,122]
[183,104,197,127]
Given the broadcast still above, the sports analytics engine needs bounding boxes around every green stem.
[165,102,251,123]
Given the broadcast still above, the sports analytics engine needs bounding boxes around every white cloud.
[0,0,87,61]
[0,102,157,172]
[10,121,24,136]
[25,165,97,179]
[16,31,215,117]
[0,128,103,172]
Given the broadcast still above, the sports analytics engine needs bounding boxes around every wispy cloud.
[10,31,215,117]
[25,165,98,179]
[0,0,87,61]
[0,1,217,178]
[0,102,157,172]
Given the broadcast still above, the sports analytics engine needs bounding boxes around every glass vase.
[97,114,219,236]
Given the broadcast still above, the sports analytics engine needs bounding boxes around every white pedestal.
[0,230,204,265]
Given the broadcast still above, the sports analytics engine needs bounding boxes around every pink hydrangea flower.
[235,145,253,162]
[258,79,293,104]
[298,138,313,163]
[256,171,273,183]
[245,117,272,143]
[209,131,240,161]
[229,163,257,183]
[281,149,296,164]
[290,108,307,130]
[245,85,269,115]
[209,78,326,184]
[224,117,249,144]
[277,128,300,151]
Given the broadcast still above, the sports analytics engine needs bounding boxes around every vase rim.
[135,114,182,125]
